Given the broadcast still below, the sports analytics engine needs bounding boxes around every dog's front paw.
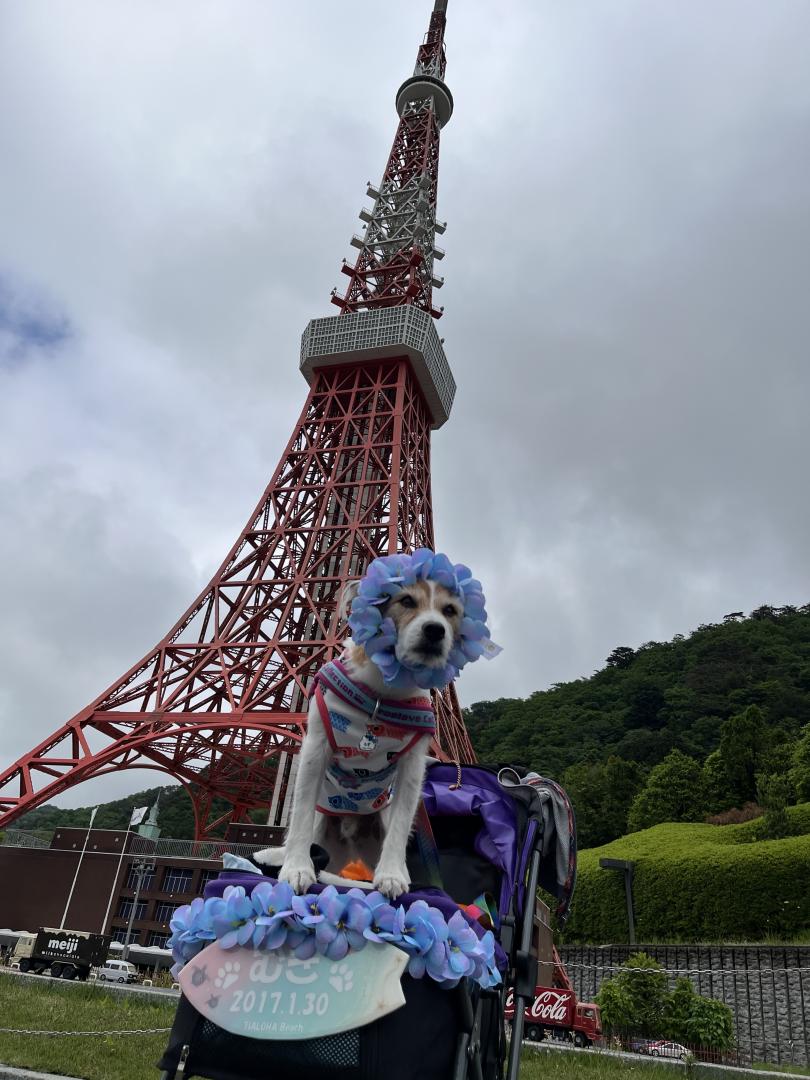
[279,860,317,894]
[373,865,410,899]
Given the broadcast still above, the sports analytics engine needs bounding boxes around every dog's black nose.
[422,622,446,643]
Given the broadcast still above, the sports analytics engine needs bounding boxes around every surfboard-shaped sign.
[178,942,408,1040]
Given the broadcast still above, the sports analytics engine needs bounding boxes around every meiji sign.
[528,988,574,1025]
[44,936,80,956]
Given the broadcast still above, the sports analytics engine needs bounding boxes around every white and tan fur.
[254,578,463,899]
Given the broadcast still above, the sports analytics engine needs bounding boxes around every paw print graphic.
[329,962,354,993]
[214,960,241,990]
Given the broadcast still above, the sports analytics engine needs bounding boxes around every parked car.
[649,1040,690,1060]
[95,959,138,983]
[629,1038,656,1055]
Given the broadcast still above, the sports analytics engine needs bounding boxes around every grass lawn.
[0,974,678,1080]
[519,1048,681,1079]
[1,974,806,1080]
[0,973,176,1080]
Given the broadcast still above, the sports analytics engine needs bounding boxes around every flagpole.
[100,805,147,937]
[100,825,131,936]
[59,805,98,930]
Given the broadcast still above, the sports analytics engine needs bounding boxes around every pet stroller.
[157,762,576,1080]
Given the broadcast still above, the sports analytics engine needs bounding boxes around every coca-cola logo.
[529,989,572,1022]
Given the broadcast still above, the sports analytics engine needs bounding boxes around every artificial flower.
[250,880,295,949]
[211,886,256,950]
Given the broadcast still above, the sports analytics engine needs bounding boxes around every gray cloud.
[1,0,809,806]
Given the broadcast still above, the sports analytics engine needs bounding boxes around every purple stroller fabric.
[422,764,518,916]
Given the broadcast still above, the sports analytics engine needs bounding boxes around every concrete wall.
[560,943,810,1067]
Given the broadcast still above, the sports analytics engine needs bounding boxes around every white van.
[95,958,138,983]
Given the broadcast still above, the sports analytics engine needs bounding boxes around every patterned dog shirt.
[312,659,436,816]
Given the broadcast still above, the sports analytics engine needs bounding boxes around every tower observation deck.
[0,0,474,839]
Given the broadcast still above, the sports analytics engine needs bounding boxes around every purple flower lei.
[346,549,495,691]
[168,883,501,991]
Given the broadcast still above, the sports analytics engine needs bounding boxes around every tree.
[627,750,706,831]
[663,977,735,1050]
[614,728,675,766]
[606,646,636,670]
[624,681,667,729]
[702,750,736,814]
[596,952,668,1036]
[685,996,735,1051]
[756,773,792,839]
[663,977,699,1044]
[595,980,634,1034]
[789,724,810,802]
[718,705,770,803]
[563,757,643,848]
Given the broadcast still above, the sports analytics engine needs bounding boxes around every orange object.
[339,859,374,882]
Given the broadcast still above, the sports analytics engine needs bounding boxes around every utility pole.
[600,858,637,945]
[121,855,155,962]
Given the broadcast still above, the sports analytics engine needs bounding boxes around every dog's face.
[385,580,463,670]
[342,578,462,672]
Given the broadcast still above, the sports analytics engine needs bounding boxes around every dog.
[254,560,473,899]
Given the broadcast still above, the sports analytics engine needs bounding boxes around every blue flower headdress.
[346,548,500,691]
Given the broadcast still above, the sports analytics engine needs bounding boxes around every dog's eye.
[443,604,459,618]
[398,595,417,608]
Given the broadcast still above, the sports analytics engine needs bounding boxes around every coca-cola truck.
[504,901,602,1048]
[504,985,602,1048]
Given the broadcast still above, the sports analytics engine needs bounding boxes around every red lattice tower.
[0,0,473,839]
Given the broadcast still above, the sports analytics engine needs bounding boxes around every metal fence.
[1,829,271,863]
[1,829,50,849]
[560,944,810,1068]
[127,835,269,862]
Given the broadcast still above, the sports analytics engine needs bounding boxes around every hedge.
[563,803,810,942]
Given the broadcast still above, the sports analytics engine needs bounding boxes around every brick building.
[0,824,282,948]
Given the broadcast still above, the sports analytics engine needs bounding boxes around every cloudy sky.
[1,0,809,809]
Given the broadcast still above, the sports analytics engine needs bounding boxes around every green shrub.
[597,959,734,1051]
[595,952,668,1035]
[685,995,735,1050]
[564,804,810,942]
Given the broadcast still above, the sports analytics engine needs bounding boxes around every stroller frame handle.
[506,847,542,1078]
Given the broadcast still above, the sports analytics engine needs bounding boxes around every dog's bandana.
[312,659,435,816]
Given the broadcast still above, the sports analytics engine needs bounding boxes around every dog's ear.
[338,579,361,622]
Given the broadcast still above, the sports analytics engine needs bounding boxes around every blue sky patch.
[0,272,72,364]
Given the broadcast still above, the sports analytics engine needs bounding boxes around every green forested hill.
[13,784,268,840]
[466,605,810,772]
[13,605,810,849]
[466,605,810,846]
[15,784,204,839]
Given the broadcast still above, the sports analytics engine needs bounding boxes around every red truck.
[504,984,603,1048]
[504,921,603,1049]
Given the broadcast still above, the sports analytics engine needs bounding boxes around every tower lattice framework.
[0,0,473,839]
